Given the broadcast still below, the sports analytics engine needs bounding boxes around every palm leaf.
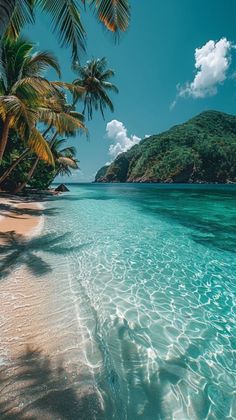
[91,0,130,33]
[101,81,118,92]
[37,0,86,62]
[6,0,35,39]
[12,77,58,97]
[1,37,34,88]
[0,95,37,127]
[22,51,61,78]
[59,145,77,155]
[100,68,115,80]
[52,80,85,96]
[39,108,86,134]
[57,156,79,168]
[0,0,16,38]
[28,127,54,165]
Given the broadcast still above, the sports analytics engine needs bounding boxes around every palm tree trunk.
[0,115,11,161]
[50,167,62,184]
[12,127,56,193]
[0,124,53,186]
[14,157,39,194]
[0,149,29,186]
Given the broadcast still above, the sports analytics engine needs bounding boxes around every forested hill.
[95,111,236,183]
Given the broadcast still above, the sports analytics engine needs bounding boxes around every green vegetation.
[0,1,130,62]
[73,58,119,120]
[0,37,60,163]
[0,35,118,193]
[0,0,125,193]
[95,111,236,183]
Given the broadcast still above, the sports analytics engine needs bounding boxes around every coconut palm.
[50,138,79,179]
[0,88,85,187]
[13,100,85,193]
[73,57,118,120]
[14,137,79,193]
[0,0,130,62]
[0,36,61,162]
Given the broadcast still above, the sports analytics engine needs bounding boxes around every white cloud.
[177,38,233,99]
[106,120,141,159]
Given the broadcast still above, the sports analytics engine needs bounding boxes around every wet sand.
[0,195,45,357]
[0,195,102,419]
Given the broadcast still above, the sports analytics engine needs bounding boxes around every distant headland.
[95,111,236,184]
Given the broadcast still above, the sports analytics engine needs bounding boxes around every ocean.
[1,184,236,419]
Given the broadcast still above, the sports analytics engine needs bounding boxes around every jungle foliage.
[95,111,236,184]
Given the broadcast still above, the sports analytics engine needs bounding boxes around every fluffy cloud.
[106,120,141,159]
[178,38,233,99]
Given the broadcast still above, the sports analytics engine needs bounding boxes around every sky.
[25,0,236,182]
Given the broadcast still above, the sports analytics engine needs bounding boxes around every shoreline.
[0,195,44,240]
[0,193,101,418]
[0,195,45,360]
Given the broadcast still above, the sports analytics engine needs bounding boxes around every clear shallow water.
[1,184,236,419]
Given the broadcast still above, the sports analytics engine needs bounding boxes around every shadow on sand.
[0,347,103,419]
[0,231,90,280]
[0,202,58,219]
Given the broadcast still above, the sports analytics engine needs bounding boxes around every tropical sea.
[1,184,236,419]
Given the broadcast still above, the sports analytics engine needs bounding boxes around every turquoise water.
[2,184,236,419]
[41,184,236,419]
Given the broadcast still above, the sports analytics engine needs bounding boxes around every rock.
[55,184,69,192]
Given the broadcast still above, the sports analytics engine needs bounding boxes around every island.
[95,111,236,184]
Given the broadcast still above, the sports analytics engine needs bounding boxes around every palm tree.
[73,57,118,120]
[0,0,130,62]
[0,36,61,162]
[14,137,79,193]
[13,100,85,193]
[0,86,85,187]
[50,138,79,180]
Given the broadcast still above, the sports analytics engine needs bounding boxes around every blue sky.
[25,0,236,182]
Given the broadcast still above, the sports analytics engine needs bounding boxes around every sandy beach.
[0,196,43,237]
[0,200,43,350]
[0,195,101,419]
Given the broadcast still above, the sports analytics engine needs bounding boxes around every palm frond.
[12,77,57,97]
[38,108,86,135]
[59,145,77,155]
[28,127,54,165]
[52,80,85,96]
[0,95,36,127]
[6,0,35,39]
[91,0,130,33]
[57,156,78,168]
[1,37,34,88]
[100,68,115,80]
[99,88,114,111]
[22,51,61,78]
[37,0,86,62]
[101,81,118,93]
[68,110,85,122]
[0,0,16,39]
